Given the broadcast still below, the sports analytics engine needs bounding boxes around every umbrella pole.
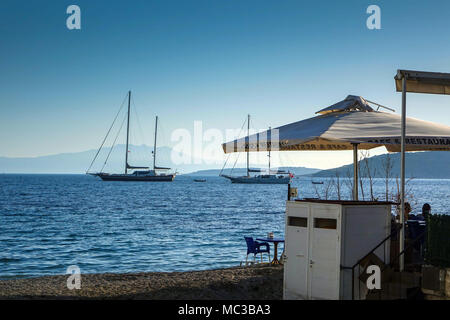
[352,143,359,201]
[399,76,407,271]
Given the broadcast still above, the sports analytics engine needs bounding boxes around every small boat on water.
[193,179,206,182]
[87,91,176,182]
[221,173,291,184]
[220,115,292,184]
[311,181,324,185]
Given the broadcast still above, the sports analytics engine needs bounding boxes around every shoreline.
[0,265,283,300]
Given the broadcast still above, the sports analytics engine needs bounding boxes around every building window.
[288,216,307,227]
[314,218,337,229]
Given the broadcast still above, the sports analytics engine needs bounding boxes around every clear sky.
[1,0,450,169]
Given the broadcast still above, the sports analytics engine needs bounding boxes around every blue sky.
[1,0,450,169]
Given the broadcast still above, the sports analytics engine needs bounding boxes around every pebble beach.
[0,265,283,300]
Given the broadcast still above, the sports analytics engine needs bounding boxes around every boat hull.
[96,173,175,182]
[221,175,290,184]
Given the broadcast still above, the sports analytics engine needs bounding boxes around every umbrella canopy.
[222,95,450,154]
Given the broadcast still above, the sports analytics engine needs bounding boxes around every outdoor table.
[256,238,285,265]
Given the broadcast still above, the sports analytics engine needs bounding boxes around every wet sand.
[0,264,283,300]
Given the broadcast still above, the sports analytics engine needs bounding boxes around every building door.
[284,204,309,299]
[308,206,341,300]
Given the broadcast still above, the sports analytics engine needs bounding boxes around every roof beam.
[395,69,450,94]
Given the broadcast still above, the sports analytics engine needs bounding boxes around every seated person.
[396,202,412,221]
[419,203,431,221]
[409,203,431,221]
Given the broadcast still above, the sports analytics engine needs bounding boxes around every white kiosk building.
[283,199,392,300]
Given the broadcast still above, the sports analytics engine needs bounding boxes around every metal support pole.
[352,143,359,201]
[124,91,131,174]
[153,116,158,170]
[268,126,271,173]
[287,183,291,201]
[399,76,407,271]
[247,114,250,177]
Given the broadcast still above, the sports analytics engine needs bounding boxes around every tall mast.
[153,116,158,170]
[247,114,250,177]
[268,126,271,173]
[125,90,131,174]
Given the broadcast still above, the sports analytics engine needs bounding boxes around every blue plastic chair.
[244,236,270,264]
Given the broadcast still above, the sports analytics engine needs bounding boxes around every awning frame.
[394,69,450,271]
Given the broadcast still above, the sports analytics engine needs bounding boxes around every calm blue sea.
[0,174,449,279]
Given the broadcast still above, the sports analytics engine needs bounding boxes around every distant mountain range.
[0,147,448,179]
[0,145,320,175]
[312,151,450,179]
[186,167,321,176]
[0,144,215,174]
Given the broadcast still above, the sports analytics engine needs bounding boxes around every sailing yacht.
[88,91,176,182]
[220,115,292,184]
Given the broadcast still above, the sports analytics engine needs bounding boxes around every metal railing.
[351,224,427,300]
[350,225,401,300]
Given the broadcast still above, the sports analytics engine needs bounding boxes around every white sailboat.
[220,115,292,184]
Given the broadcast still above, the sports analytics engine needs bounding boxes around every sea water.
[0,174,449,279]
